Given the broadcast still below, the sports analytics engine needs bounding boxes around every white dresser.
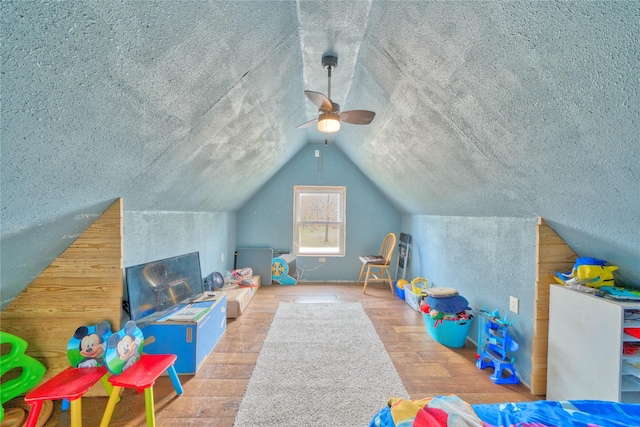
[547,285,640,402]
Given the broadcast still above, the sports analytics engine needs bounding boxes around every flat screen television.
[125,252,205,325]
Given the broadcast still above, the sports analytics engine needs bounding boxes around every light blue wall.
[237,143,401,281]
[402,215,537,388]
[124,211,237,281]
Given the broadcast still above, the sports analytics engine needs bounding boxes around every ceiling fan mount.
[297,54,375,133]
[322,54,338,71]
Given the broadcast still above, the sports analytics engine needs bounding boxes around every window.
[293,186,346,256]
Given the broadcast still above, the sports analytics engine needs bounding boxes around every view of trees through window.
[294,186,345,256]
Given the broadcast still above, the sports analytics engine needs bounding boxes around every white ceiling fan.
[297,55,376,133]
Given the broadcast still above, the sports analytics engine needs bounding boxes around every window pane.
[298,224,341,254]
[298,193,341,221]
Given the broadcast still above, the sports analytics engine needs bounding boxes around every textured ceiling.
[2,1,639,302]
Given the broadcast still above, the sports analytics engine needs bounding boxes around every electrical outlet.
[509,296,519,314]
[319,257,326,263]
[315,149,320,158]
[220,252,224,262]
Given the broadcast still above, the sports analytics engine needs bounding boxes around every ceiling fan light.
[317,112,341,133]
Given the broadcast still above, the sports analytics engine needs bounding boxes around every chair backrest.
[379,233,397,264]
[105,320,144,374]
[67,321,112,368]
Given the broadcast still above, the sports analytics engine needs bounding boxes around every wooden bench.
[224,275,260,318]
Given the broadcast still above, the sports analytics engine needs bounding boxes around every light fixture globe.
[317,112,341,133]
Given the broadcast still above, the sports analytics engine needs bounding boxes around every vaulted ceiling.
[2,1,639,302]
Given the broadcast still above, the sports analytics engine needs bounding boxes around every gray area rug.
[234,302,409,426]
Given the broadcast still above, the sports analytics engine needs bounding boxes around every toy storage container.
[394,281,406,299]
[422,313,472,348]
[404,288,423,311]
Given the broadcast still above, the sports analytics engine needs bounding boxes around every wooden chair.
[358,232,397,295]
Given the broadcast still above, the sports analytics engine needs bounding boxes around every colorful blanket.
[369,395,640,427]
[369,395,483,427]
[472,399,640,427]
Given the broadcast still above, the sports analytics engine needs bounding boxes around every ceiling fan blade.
[340,110,376,125]
[296,117,319,129]
[304,90,333,112]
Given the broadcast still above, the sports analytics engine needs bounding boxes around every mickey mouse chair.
[99,320,183,427]
[22,320,182,427]
[23,322,113,427]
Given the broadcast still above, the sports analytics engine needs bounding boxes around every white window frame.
[293,186,346,257]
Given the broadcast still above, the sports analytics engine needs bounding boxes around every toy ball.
[396,279,409,289]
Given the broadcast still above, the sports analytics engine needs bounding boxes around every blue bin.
[394,282,406,299]
[422,313,472,348]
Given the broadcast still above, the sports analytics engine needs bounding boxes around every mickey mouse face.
[80,333,104,358]
[68,322,112,368]
[116,335,139,360]
[105,321,143,374]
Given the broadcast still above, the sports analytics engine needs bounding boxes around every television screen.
[125,252,204,325]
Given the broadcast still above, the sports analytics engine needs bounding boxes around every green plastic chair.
[0,331,46,422]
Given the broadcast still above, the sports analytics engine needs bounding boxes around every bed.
[369,394,640,427]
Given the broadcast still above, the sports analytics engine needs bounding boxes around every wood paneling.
[530,218,577,395]
[1,199,123,396]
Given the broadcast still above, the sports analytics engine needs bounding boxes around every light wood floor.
[7,282,539,426]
